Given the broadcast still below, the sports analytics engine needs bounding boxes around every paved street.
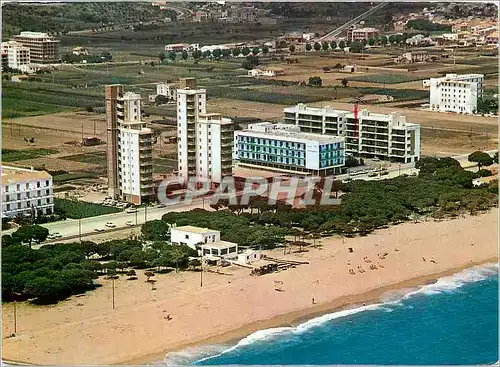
[3,151,495,244]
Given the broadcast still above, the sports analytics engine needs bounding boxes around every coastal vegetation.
[2,236,196,304]
[162,157,497,240]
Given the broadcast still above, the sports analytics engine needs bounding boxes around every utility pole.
[200,250,203,287]
[135,209,138,225]
[144,204,147,223]
[79,216,82,243]
[13,297,17,334]
[112,277,115,309]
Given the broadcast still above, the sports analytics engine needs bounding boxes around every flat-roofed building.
[2,166,54,219]
[427,73,484,114]
[170,226,238,259]
[105,86,154,205]
[1,41,30,70]
[13,31,59,63]
[234,122,345,175]
[283,104,420,163]
[347,27,379,41]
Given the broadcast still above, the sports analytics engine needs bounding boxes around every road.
[4,150,495,244]
[317,3,388,42]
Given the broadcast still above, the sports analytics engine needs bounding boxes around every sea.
[161,263,499,366]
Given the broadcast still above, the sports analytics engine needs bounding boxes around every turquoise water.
[162,264,499,366]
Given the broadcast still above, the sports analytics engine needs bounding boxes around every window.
[5,186,8,193]
[16,184,20,191]
[46,189,50,195]
[6,204,10,211]
[37,181,40,188]
[26,183,29,190]
[17,193,21,200]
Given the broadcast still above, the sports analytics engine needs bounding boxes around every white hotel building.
[2,166,54,219]
[177,78,233,184]
[234,122,345,175]
[106,85,154,205]
[283,104,420,164]
[428,73,484,114]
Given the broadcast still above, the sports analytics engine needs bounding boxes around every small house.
[237,249,261,264]
[72,47,89,56]
[340,65,357,73]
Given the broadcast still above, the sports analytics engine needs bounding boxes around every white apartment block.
[234,122,345,175]
[106,86,154,205]
[156,83,178,101]
[2,166,54,219]
[1,41,30,70]
[196,113,234,183]
[177,78,233,184]
[428,73,484,114]
[284,104,420,163]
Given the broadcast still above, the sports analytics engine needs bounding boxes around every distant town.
[1,2,498,366]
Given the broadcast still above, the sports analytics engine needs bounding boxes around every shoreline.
[121,258,498,366]
[3,210,497,366]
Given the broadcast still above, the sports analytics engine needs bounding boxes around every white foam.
[403,263,498,298]
[166,263,498,365]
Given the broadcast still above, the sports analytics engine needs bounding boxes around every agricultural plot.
[2,97,72,119]
[54,198,122,219]
[346,74,426,84]
[52,171,99,183]
[64,152,107,167]
[153,157,177,175]
[2,148,58,162]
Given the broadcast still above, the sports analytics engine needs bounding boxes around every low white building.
[238,249,261,264]
[405,34,434,46]
[72,47,89,56]
[302,32,316,41]
[234,122,345,175]
[247,67,284,77]
[428,73,484,114]
[171,225,220,249]
[164,43,190,52]
[2,166,54,219]
[202,241,238,260]
[170,226,238,260]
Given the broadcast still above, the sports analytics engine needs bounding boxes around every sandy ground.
[2,210,498,365]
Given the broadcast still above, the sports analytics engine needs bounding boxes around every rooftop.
[239,123,345,144]
[201,240,238,249]
[2,166,51,185]
[173,225,218,234]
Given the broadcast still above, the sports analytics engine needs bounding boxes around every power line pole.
[13,297,17,334]
[79,216,82,243]
[112,277,115,309]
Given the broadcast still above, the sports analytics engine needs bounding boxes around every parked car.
[380,170,389,176]
[94,228,105,232]
[105,222,116,228]
[126,207,138,213]
[125,221,134,226]
[368,172,378,177]
[157,203,167,208]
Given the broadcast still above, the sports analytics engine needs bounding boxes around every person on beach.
[312,298,315,305]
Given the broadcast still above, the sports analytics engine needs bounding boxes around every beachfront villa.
[170,225,238,261]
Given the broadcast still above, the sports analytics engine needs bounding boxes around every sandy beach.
[2,210,498,365]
